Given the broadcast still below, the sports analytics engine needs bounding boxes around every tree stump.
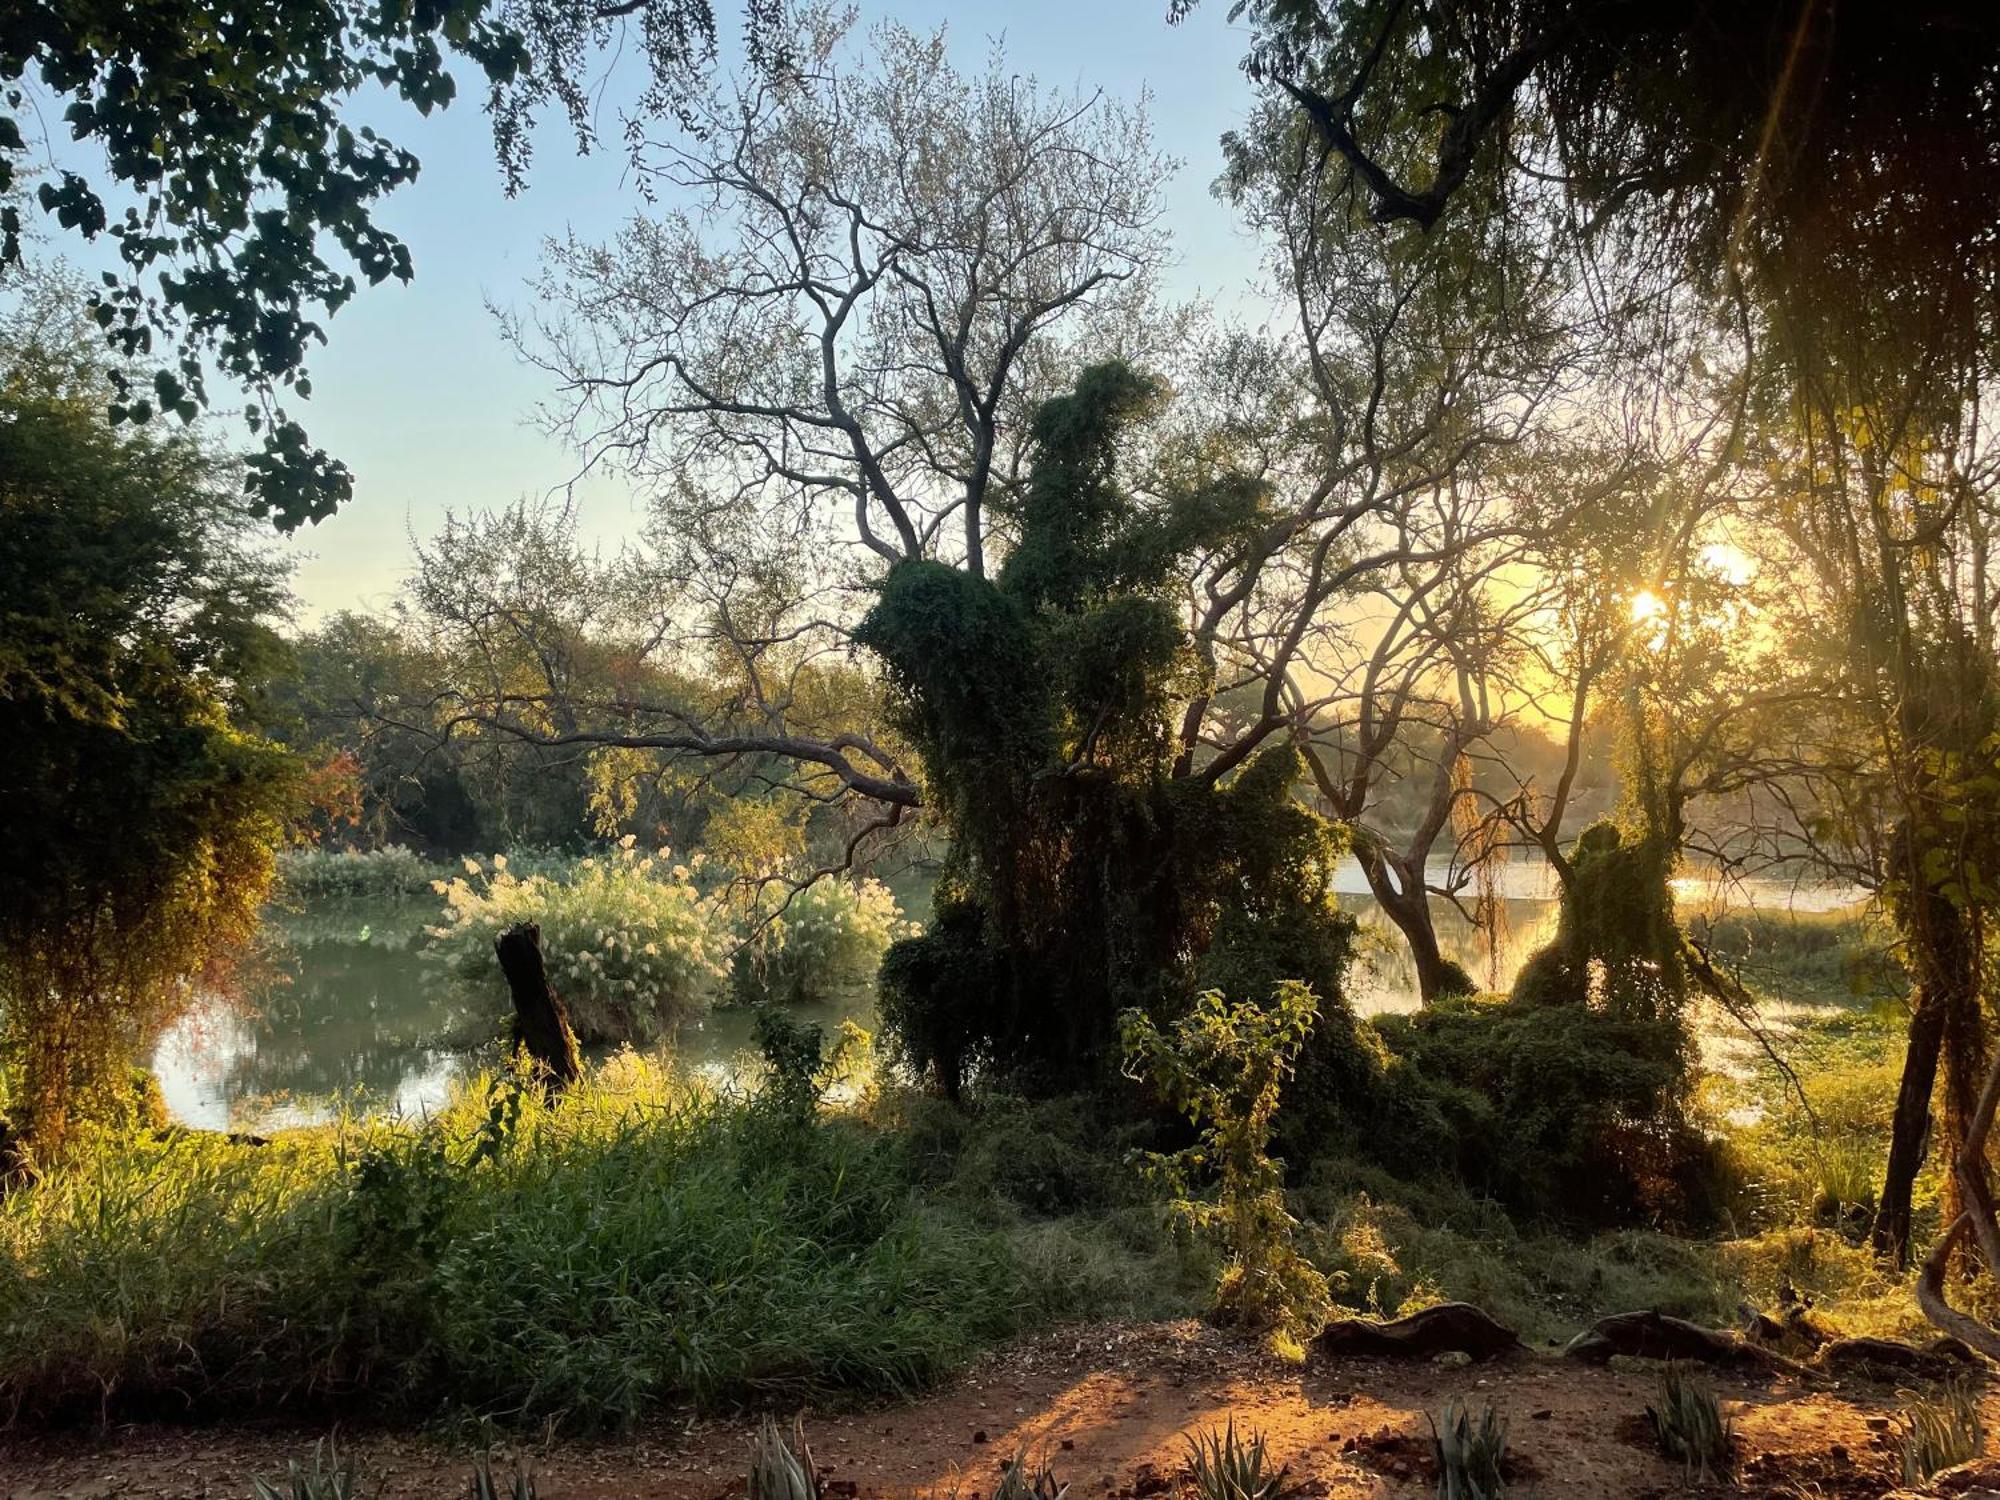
[494,921,583,1094]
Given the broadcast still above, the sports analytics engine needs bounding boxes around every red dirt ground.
[1,1321,1994,1500]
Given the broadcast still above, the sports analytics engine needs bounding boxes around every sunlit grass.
[0,1060,1189,1430]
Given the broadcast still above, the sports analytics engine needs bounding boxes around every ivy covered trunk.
[860,364,1360,1095]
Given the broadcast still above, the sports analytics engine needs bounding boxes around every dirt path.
[0,1321,1984,1500]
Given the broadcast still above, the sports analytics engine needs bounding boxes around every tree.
[0,315,302,1154]
[1225,0,2000,1265]
[1212,86,1597,1003]
[2,0,788,525]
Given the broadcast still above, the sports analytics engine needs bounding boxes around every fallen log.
[1314,1302,1523,1361]
[1562,1310,1820,1379]
[1815,1335,1980,1380]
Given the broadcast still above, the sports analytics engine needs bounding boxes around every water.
[152,862,1866,1130]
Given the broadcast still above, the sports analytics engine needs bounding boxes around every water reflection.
[152,862,1862,1130]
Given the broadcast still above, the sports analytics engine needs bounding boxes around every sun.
[1630,588,1668,625]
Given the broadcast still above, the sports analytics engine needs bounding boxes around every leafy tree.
[0,326,302,1154]
[1222,0,2000,1263]
[1,0,787,525]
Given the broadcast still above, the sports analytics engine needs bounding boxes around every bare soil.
[1,1321,1992,1500]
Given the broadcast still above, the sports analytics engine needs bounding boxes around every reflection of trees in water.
[208,921,499,1105]
[1349,894,1561,1014]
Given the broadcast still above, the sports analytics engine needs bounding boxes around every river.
[152,860,1866,1131]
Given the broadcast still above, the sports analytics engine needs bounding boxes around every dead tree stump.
[494,921,583,1094]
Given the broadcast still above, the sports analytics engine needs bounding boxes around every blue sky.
[46,2,1266,622]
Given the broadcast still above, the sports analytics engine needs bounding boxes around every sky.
[30,2,1266,624]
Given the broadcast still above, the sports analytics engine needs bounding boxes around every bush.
[427,842,724,1043]
[1371,993,1727,1228]
[0,1064,1043,1430]
[731,878,905,1008]
[1122,984,1331,1356]
[277,845,445,900]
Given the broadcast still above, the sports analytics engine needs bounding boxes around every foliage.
[0,1062,1082,1430]
[1121,984,1331,1355]
[278,845,445,900]
[427,843,723,1044]
[732,879,905,1009]
[863,363,1355,1094]
[251,1442,360,1500]
[1371,994,1722,1228]
[1893,1381,1986,1485]
[0,344,302,1154]
[748,1417,821,1500]
[1184,1419,1287,1500]
[752,1007,869,1126]
[1508,819,1686,1023]
[1428,1398,1507,1500]
[0,0,780,524]
[1647,1362,1734,1482]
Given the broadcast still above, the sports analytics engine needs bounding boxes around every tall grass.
[426,844,726,1043]
[0,1059,1160,1430]
[277,845,447,900]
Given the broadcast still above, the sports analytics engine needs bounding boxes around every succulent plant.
[1893,1379,1986,1485]
[994,1451,1068,1500]
[748,1416,821,1500]
[1647,1361,1734,1481]
[1184,1418,1287,1500]
[469,1452,537,1500]
[1429,1397,1507,1500]
[250,1440,360,1500]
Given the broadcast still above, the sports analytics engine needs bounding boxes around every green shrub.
[277,845,444,900]
[427,842,724,1043]
[876,897,1003,1099]
[752,1005,868,1123]
[731,878,904,1008]
[1372,993,1727,1227]
[1122,984,1331,1356]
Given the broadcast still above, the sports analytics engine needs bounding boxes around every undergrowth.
[0,1059,1192,1430]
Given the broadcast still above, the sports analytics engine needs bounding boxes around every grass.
[0,902,1954,1433]
[0,1057,1193,1430]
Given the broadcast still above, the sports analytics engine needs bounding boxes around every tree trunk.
[1875,841,1988,1268]
[1875,993,1945,1266]
[494,921,583,1094]
[1356,850,1472,1005]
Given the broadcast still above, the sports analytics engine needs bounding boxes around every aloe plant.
[1429,1398,1507,1500]
[1894,1380,1986,1485]
[1647,1362,1734,1481]
[748,1416,822,1500]
[250,1440,360,1500]
[994,1451,1068,1500]
[469,1452,537,1500]
[1184,1418,1287,1500]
